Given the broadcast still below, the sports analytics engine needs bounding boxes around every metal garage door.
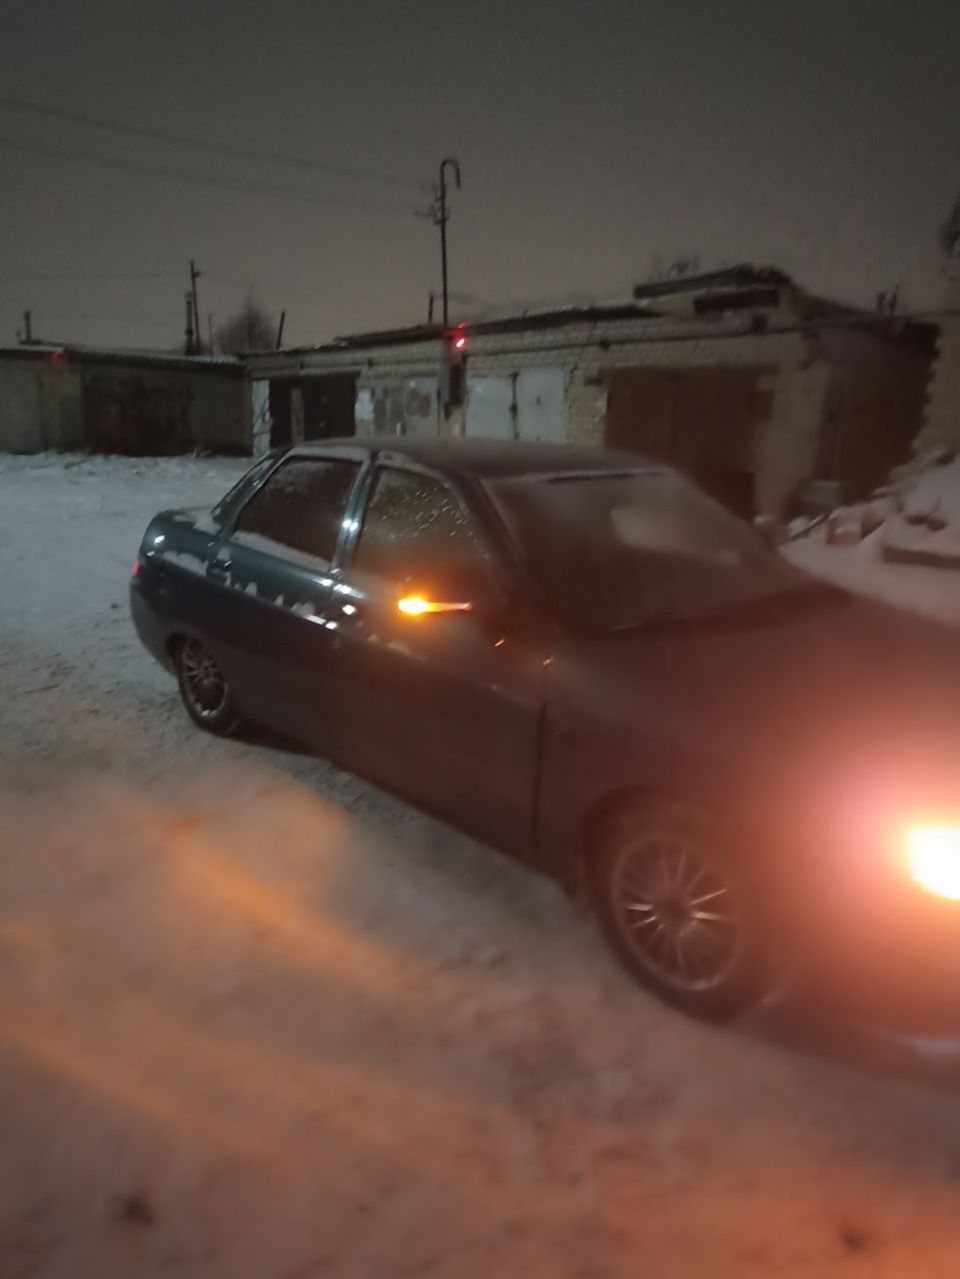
[368,378,438,437]
[401,378,438,435]
[465,377,513,439]
[302,374,357,440]
[516,369,565,443]
[605,366,773,516]
[466,370,567,442]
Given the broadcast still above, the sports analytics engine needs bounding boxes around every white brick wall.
[246,314,827,513]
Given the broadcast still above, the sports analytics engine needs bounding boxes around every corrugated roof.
[0,342,242,371]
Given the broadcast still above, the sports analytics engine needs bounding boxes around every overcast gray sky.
[1,0,958,349]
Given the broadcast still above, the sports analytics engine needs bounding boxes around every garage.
[604,365,774,517]
[266,373,357,448]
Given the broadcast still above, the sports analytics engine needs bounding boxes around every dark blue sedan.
[131,439,960,1026]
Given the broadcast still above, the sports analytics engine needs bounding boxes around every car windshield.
[490,469,830,635]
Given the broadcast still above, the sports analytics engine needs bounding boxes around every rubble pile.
[793,449,960,569]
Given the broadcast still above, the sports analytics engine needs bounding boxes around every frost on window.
[609,488,742,565]
[492,470,801,634]
[234,457,359,565]
[353,468,488,583]
[212,451,280,524]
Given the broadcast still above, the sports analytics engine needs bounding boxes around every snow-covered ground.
[3,453,960,1278]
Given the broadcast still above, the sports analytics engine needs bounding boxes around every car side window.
[352,467,490,583]
[233,457,360,566]
[211,449,284,525]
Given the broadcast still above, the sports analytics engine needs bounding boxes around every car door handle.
[207,558,232,581]
[336,599,364,621]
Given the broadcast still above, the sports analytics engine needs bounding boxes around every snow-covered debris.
[882,452,960,567]
[788,449,960,607]
[786,484,960,628]
[825,503,867,547]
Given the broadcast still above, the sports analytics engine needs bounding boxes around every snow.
[882,457,960,567]
[786,521,960,628]
[4,453,960,1277]
[788,453,960,596]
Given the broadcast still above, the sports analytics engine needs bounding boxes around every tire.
[591,799,768,1020]
[173,637,243,737]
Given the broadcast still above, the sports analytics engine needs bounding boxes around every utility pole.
[22,309,33,344]
[207,313,214,354]
[433,158,461,328]
[184,293,195,355]
[189,259,201,353]
[275,310,286,350]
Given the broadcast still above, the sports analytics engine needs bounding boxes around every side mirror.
[395,564,489,621]
[753,515,782,550]
[397,592,473,618]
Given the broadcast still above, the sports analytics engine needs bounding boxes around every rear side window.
[352,467,488,582]
[211,450,283,524]
[234,457,359,566]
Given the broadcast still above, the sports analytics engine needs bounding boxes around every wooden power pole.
[184,293,195,354]
[189,259,201,353]
[433,158,461,328]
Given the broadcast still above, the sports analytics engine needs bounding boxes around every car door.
[201,451,363,742]
[322,463,547,858]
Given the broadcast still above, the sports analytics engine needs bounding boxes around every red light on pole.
[442,325,467,355]
[441,325,467,412]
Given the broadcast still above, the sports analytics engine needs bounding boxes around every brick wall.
[916,315,960,455]
[754,358,828,515]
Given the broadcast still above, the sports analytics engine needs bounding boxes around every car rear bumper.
[129,578,173,672]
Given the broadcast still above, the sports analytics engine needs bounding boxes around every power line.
[0,95,429,192]
[0,269,183,282]
[36,315,184,322]
[205,272,325,308]
[18,306,185,316]
[0,133,421,216]
[0,132,422,216]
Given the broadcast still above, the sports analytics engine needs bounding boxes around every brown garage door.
[605,366,773,516]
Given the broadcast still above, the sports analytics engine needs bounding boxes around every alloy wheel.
[612,832,742,992]
[179,639,228,720]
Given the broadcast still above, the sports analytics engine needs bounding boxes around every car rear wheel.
[174,637,242,737]
[592,800,767,1020]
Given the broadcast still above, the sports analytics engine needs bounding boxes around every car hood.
[553,591,960,830]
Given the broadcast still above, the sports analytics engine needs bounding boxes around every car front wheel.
[592,800,767,1020]
[173,637,242,737]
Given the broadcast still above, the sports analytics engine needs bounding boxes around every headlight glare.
[906,826,960,901]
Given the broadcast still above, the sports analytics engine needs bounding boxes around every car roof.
[291,437,664,480]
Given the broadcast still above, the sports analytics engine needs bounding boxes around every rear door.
[203,452,363,740]
[322,463,546,857]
